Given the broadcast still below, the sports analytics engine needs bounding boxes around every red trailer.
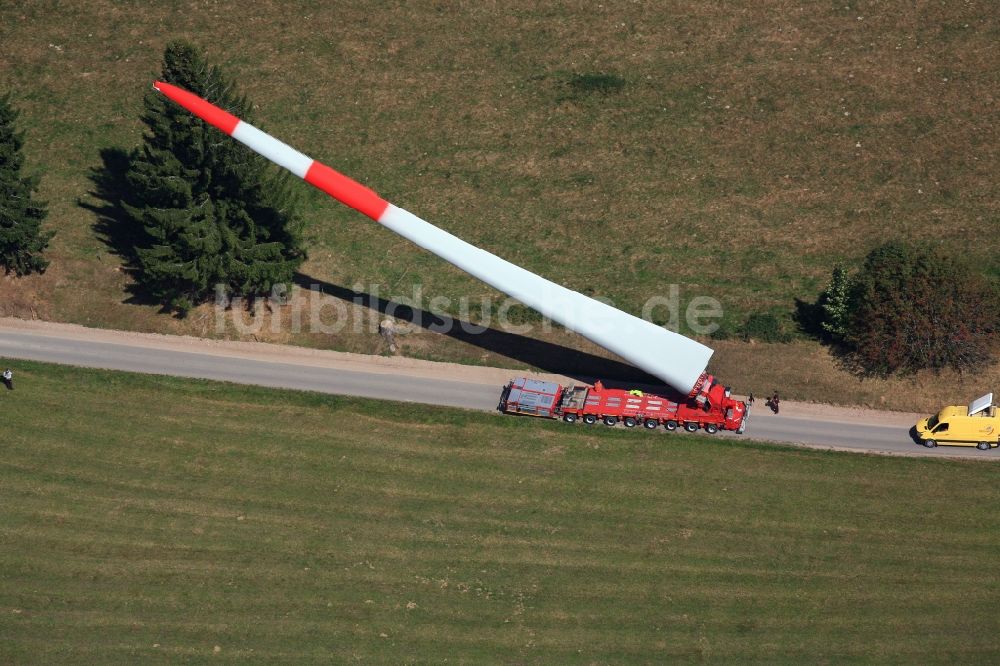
[499,377,748,434]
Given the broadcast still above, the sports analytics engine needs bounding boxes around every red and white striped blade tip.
[152,80,239,135]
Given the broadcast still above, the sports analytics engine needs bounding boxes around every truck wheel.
[583,414,597,425]
[603,416,618,426]
[563,413,577,424]
[705,424,719,434]
[977,441,990,450]
[923,439,937,448]
[684,422,699,433]
[623,417,637,428]
[644,419,658,429]
[664,420,678,431]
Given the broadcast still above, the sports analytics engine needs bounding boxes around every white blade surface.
[379,205,713,394]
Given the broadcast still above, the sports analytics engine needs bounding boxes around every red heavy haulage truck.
[499,376,749,434]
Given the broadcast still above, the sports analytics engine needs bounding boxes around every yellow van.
[916,393,998,450]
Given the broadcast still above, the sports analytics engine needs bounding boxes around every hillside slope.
[1,1,997,401]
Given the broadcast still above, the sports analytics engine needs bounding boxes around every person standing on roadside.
[2,368,13,391]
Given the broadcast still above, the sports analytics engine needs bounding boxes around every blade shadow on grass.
[294,272,671,391]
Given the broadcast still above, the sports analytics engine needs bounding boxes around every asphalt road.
[0,327,992,459]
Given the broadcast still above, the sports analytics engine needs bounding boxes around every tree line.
[0,41,996,374]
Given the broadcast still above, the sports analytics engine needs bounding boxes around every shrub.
[739,312,790,343]
[845,242,997,374]
[709,325,734,341]
[567,73,626,95]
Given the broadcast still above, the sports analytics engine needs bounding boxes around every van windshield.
[927,415,939,429]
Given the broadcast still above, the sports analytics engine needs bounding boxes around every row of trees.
[1,41,305,314]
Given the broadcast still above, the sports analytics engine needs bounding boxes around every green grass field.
[2,360,999,662]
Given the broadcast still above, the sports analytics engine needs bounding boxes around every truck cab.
[915,393,998,450]
[692,382,748,434]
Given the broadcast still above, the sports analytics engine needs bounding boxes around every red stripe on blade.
[153,81,241,135]
[304,162,389,221]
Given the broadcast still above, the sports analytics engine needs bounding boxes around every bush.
[844,242,998,374]
[567,72,626,95]
[738,312,791,343]
[709,325,734,341]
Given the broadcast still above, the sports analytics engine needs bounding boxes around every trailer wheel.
[563,413,577,424]
[644,419,658,429]
[923,439,937,448]
[583,414,597,425]
[603,416,618,426]
[977,441,990,450]
[684,422,699,433]
[664,420,678,431]
[705,423,719,434]
[623,417,637,428]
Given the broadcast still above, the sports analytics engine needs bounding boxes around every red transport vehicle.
[499,377,749,434]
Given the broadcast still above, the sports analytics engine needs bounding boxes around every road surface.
[0,319,992,459]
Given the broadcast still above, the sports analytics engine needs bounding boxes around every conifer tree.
[0,93,53,276]
[125,41,304,313]
[818,265,853,343]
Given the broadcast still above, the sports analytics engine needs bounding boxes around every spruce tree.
[126,41,304,313]
[818,265,853,343]
[0,93,53,276]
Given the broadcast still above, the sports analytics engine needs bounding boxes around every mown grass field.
[0,1,997,407]
[2,360,999,662]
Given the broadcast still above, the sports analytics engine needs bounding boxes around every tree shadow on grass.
[294,272,671,391]
[793,296,884,379]
[79,146,165,308]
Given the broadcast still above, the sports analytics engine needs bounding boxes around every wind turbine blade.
[153,81,714,395]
